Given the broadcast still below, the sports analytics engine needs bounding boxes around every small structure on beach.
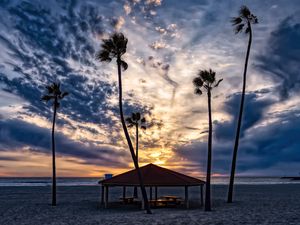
[99,163,205,209]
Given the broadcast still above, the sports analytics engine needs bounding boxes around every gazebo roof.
[99,163,205,186]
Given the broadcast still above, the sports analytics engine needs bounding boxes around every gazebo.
[99,163,205,209]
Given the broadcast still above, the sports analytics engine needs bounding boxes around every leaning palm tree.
[193,69,222,211]
[96,33,152,214]
[41,82,68,206]
[227,6,258,203]
[126,112,146,198]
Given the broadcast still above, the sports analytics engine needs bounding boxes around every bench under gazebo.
[99,163,205,209]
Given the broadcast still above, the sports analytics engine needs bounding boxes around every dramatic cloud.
[0,119,129,168]
[0,0,299,176]
[256,15,300,99]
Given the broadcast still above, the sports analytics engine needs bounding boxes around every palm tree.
[193,69,222,211]
[126,112,147,198]
[96,33,152,214]
[41,82,68,206]
[227,6,258,203]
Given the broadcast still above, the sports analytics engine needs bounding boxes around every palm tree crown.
[193,69,223,95]
[96,32,128,70]
[231,6,258,34]
[41,82,69,107]
[126,112,146,130]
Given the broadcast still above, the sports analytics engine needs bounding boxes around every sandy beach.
[0,184,299,225]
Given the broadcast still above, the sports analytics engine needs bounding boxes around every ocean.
[0,177,299,187]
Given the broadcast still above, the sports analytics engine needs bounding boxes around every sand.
[0,184,299,225]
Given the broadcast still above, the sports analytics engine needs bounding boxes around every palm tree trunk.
[227,23,252,203]
[51,98,57,206]
[117,57,151,214]
[133,124,139,198]
[136,124,139,162]
[205,89,212,211]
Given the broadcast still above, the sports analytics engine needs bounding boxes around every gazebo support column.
[185,186,189,209]
[155,186,158,200]
[150,187,153,200]
[141,197,145,210]
[104,185,109,208]
[200,185,204,206]
[123,186,126,200]
[101,185,104,205]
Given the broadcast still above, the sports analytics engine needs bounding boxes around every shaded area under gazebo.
[99,163,205,209]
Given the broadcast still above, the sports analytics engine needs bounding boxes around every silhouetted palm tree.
[193,69,222,211]
[41,82,68,206]
[126,112,146,198]
[96,33,152,214]
[228,6,258,203]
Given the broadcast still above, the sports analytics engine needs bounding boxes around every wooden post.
[141,198,145,210]
[104,185,109,208]
[123,186,126,199]
[101,185,104,205]
[185,186,189,209]
[200,185,204,206]
[150,186,153,200]
[155,186,158,200]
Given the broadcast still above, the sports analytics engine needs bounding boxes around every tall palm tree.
[193,69,222,211]
[126,112,146,198]
[96,33,152,214]
[227,6,258,203]
[41,82,68,206]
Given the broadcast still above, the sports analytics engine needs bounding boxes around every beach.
[0,184,299,225]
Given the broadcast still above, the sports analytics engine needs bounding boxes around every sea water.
[0,177,299,187]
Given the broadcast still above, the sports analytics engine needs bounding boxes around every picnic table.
[119,197,135,204]
[150,196,182,207]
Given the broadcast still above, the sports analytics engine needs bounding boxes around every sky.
[0,0,299,177]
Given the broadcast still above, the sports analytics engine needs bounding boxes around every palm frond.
[96,32,128,64]
[141,117,146,123]
[96,50,112,62]
[136,112,141,121]
[231,17,242,25]
[102,39,115,52]
[120,60,128,71]
[131,112,137,121]
[209,69,216,82]
[41,95,54,102]
[245,27,250,34]
[62,92,69,97]
[42,82,68,108]
[251,15,258,24]
[141,125,146,130]
[214,79,223,87]
[127,123,134,128]
[194,88,202,95]
[193,77,203,88]
[126,117,134,124]
[199,70,215,84]
[239,5,251,18]
[46,85,54,94]
[59,92,69,99]
[112,33,128,55]
[235,23,244,34]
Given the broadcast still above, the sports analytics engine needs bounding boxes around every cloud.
[0,0,300,176]
[0,118,129,168]
[256,15,300,99]
[214,92,274,141]
[175,92,300,175]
